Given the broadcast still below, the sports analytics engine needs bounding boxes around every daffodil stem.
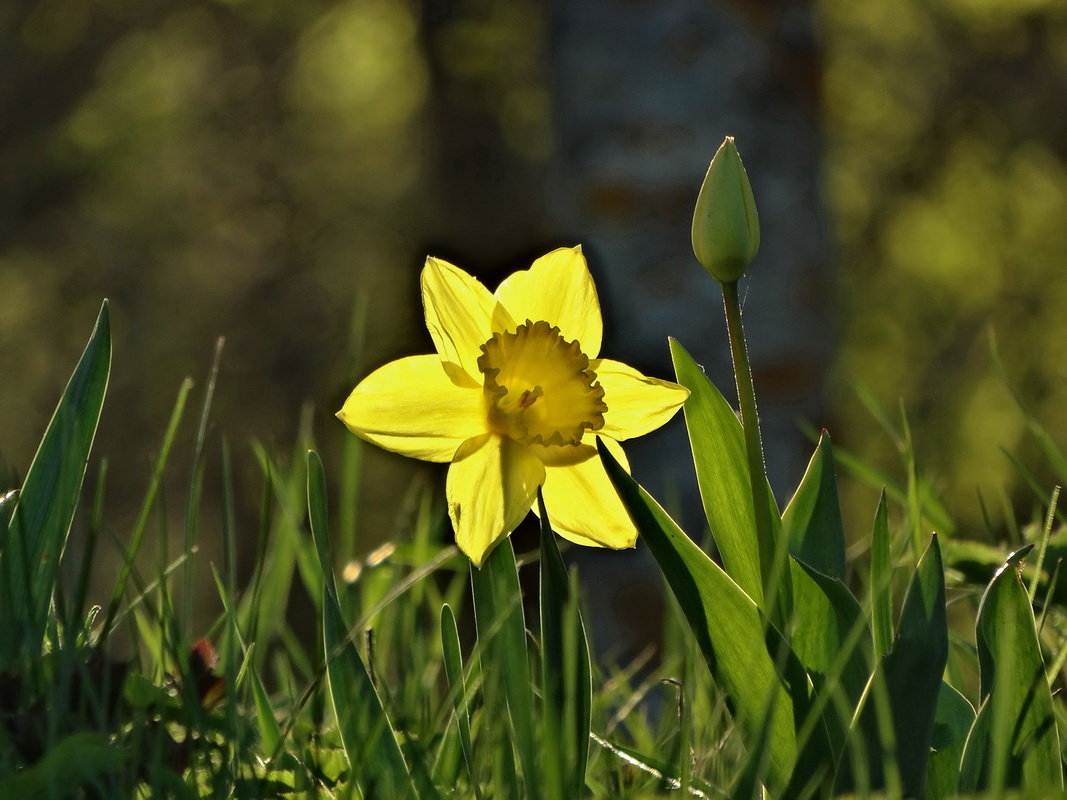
[721,280,777,603]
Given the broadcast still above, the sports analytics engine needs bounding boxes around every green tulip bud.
[691,136,760,283]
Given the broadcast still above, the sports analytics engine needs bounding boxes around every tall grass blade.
[100,377,192,643]
[958,544,1062,792]
[181,337,224,631]
[210,564,281,756]
[440,603,481,799]
[538,491,592,800]
[840,535,947,797]
[598,440,804,795]
[306,450,420,800]
[471,538,540,798]
[3,301,110,666]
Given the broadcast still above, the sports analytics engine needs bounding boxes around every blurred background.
[2,0,1067,650]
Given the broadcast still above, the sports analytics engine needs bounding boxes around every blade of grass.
[471,538,539,799]
[4,300,110,665]
[210,564,281,755]
[306,450,421,800]
[181,336,224,632]
[839,535,948,797]
[1029,487,1059,604]
[538,491,592,800]
[441,603,481,800]
[100,377,193,642]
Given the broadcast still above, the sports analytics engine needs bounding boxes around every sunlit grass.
[6,285,1067,798]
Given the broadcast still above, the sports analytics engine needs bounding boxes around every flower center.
[477,320,607,447]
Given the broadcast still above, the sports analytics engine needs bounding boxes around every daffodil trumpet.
[338,247,689,566]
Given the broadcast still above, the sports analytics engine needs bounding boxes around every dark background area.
[2,0,1067,651]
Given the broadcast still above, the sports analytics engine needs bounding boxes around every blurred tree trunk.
[546,0,830,656]
[417,0,554,275]
[548,0,830,497]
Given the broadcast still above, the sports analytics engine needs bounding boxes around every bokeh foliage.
[821,0,1067,529]
[0,0,551,560]
[3,0,1067,571]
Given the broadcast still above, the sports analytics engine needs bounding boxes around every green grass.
[4,301,1067,798]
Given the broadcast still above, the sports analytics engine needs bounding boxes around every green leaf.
[210,564,281,756]
[787,558,872,759]
[0,732,123,796]
[925,681,975,800]
[870,491,893,659]
[670,338,764,606]
[99,377,192,643]
[590,732,718,797]
[782,432,846,581]
[839,535,948,797]
[471,538,539,799]
[441,603,480,798]
[598,440,802,795]
[538,492,592,800]
[3,301,110,663]
[306,450,421,800]
[958,545,1063,793]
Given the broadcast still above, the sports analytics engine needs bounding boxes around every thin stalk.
[720,281,777,605]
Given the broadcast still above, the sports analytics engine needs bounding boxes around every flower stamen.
[478,320,606,446]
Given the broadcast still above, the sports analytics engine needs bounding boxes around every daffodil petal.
[423,257,516,384]
[337,355,487,462]
[538,437,636,549]
[494,246,603,358]
[592,359,689,440]
[447,433,545,566]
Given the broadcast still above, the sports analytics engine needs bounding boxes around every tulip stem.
[721,280,778,606]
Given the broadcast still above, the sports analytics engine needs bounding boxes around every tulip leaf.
[307,450,421,800]
[669,339,764,606]
[599,440,803,795]
[958,545,1062,793]
[538,492,592,800]
[471,537,539,799]
[870,490,894,659]
[838,535,947,797]
[3,300,110,666]
[787,558,872,759]
[782,431,846,581]
[925,681,975,800]
[780,433,870,759]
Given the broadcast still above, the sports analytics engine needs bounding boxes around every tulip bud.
[691,136,760,283]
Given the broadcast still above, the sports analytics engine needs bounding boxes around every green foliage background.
[821,0,1067,527]
[2,0,1067,563]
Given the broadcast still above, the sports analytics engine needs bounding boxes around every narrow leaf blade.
[781,432,846,580]
[471,538,539,798]
[959,545,1062,792]
[598,440,800,794]
[5,301,110,660]
[841,535,948,797]
[670,339,764,605]
[538,492,592,800]
[307,450,420,800]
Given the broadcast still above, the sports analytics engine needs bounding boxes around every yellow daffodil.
[338,246,688,566]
